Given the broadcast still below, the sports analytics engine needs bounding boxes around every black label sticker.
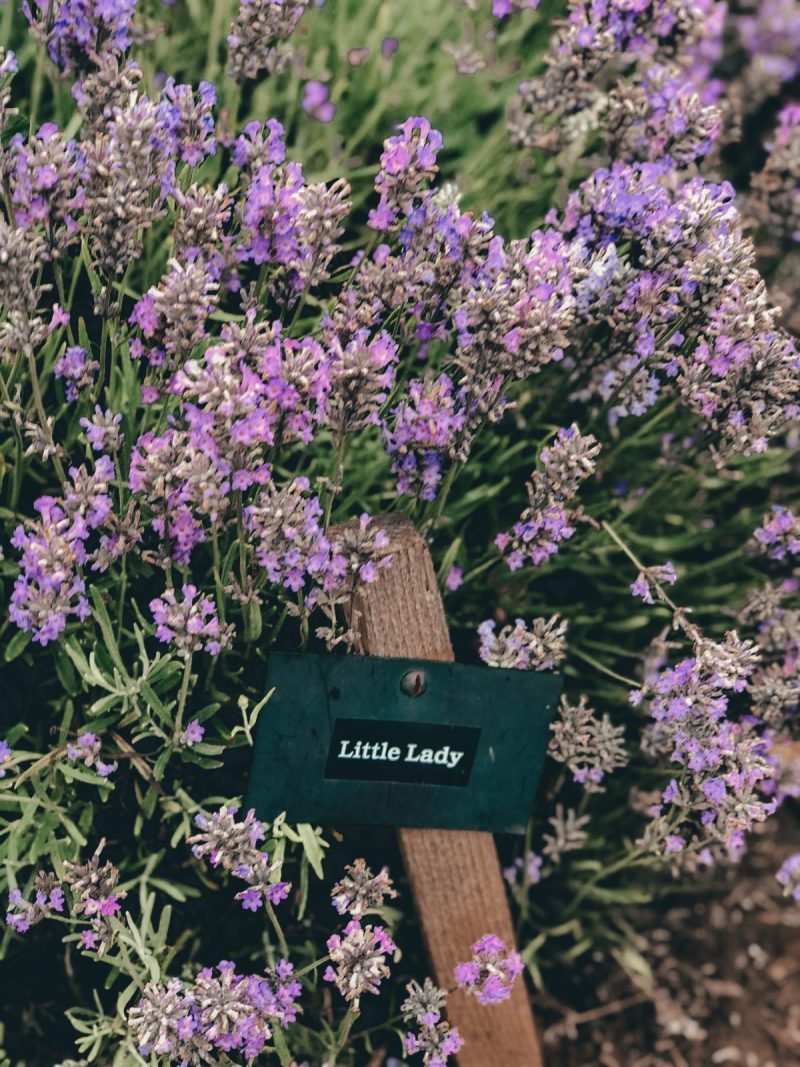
[325,718,480,787]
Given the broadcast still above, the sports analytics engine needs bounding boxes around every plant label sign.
[247,652,562,833]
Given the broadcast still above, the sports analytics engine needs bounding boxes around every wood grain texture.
[344,513,544,1066]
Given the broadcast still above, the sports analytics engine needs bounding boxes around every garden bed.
[1,1,798,1065]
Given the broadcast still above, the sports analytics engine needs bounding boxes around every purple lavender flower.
[129,428,224,563]
[368,117,443,231]
[382,374,465,500]
[24,0,138,73]
[453,934,523,1005]
[6,873,65,933]
[130,257,219,366]
[66,731,117,777]
[495,426,599,570]
[776,854,800,902]
[55,345,99,402]
[0,740,12,778]
[233,118,286,172]
[172,182,237,286]
[128,959,301,1059]
[150,585,234,657]
[28,841,127,954]
[753,508,800,562]
[188,807,291,911]
[0,49,18,77]
[10,459,118,644]
[492,0,540,16]
[630,562,678,605]
[510,0,725,151]
[10,122,85,253]
[739,0,800,89]
[181,720,205,746]
[326,330,398,444]
[749,102,800,245]
[301,80,335,123]
[503,851,544,888]
[552,161,799,455]
[238,131,350,292]
[243,477,343,594]
[80,407,123,453]
[605,64,722,166]
[445,567,464,592]
[158,79,218,166]
[639,631,778,866]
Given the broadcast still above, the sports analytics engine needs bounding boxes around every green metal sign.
[247,652,562,834]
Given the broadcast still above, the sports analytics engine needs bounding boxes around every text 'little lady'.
[336,739,465,770]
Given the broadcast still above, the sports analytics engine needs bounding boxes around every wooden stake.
[349,514,544,1067]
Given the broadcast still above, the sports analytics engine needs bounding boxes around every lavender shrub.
[0,0,798,1063]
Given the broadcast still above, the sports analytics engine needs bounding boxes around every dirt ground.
[542,807,800,1067]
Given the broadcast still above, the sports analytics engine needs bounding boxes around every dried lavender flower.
[542,804,591,862]
[130,257,218,366]
[324,920,395,1011]
[72,54,143,130]
[402,977,463,1065]
[128,959,301,1060]
[549,695,628,791]
[401,978,449,1024]
[478,615,568,671]
[0,221,49,356]
[749,103,800,246]
[330,858,398,918]
[6,872,65,933]
[227,0,311,82]
[81,92,171,284]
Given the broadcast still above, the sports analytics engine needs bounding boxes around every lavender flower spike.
[453,933,523,1005]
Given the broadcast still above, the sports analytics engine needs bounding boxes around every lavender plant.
[0,0,798,1064]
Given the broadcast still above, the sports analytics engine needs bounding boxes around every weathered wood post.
[349,514,544,1066]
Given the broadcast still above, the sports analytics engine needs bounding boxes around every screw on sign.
[400,669,428,698]
[343,514,544,1067]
